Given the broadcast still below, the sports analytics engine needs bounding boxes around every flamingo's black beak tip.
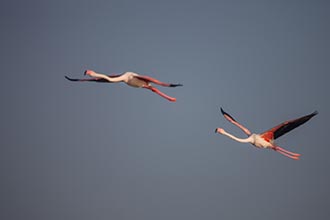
[214,128,218,133]
[220,107,225,114]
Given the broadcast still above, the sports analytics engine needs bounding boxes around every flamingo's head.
[84,69,94,76]
[215,128,225,134]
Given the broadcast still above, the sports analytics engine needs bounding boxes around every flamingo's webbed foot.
[272,146,301,160]
[143,85,177,102]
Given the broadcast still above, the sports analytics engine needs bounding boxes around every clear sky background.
[1,0,329,219]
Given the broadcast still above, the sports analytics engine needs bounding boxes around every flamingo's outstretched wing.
[65,74,123,83]
[263,111,318,140]
[135,75,182,87]
[220,108,252,136]
[65,76,110,83]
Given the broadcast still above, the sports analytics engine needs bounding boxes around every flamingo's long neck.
[221,130,252,144]
[89,71,126,83]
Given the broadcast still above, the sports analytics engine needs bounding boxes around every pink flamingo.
[215,108,318,160]
[65,70,182,102]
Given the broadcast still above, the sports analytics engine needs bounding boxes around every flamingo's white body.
[65,70,182,102]
[215,108,318,160]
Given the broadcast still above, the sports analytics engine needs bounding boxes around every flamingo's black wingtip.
[312,110,318,116]
[170,83,183,87]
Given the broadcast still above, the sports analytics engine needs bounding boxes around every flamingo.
[215,108,318,160]
[65,70,182,102]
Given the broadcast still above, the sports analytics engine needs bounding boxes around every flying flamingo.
[65,70,182,102]
[215,108,318,160]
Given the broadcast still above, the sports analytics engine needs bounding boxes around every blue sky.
[1,0,329,219]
